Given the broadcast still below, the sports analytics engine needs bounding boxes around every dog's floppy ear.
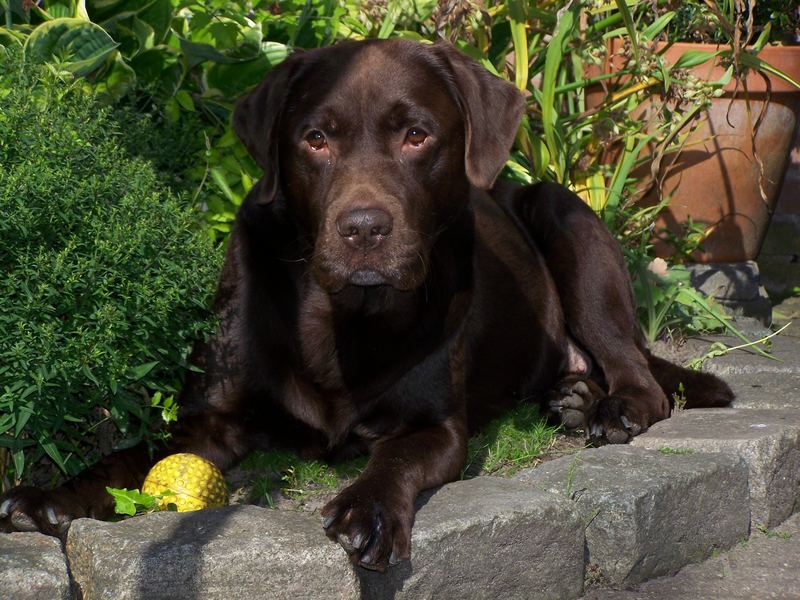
[433,43,525,190]
[233,52,305,204]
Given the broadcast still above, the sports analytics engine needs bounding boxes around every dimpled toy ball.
[142,453,228,512]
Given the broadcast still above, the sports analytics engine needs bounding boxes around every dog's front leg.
[320,414,467,571]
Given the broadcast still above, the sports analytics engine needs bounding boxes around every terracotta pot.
[594,42,800,262]
[650,43,799,262]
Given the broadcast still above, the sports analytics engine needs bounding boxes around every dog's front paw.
[589,387,670,444]
[320,482,412,571]
[0,486,84,538]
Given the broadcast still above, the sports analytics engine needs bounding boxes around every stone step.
[631,408,800,528]
[358,477,583,600]
[514,446,749,587]
[579,511,800,600]
[726,372,800,410]
[64,476,584,600]
[66,505,359,600]
[0,532,71,600]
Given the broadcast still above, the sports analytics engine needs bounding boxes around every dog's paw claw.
[321,484,411,571]
[0,499,11,519]
[322,514,336,529]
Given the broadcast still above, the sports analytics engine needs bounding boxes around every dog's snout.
[336,208,393,248]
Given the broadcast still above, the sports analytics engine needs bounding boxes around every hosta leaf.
[24,18,119,76]
[0,29,26,48]
[94,53,136,104]
[131,17,155,53]
[48,4,73,18]
[137,0,171,44]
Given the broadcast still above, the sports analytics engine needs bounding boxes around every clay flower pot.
[647,43,800,263]
[591,41,800,262]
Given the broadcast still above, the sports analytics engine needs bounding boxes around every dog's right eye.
[305,130,327,151]
[405,128,428,147]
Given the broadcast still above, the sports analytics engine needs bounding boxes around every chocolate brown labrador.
[0,39,733,571]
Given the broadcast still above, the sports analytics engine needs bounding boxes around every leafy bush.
[0,50,221,487]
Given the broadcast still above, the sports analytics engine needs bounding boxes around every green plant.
[4,0,793,338]
[671,382,687,410]
[667,0,799,45]
[685,322,788,370]
[630,256,721,343]
[755,523,792,539]
[0,0,439,238]
[658,446,695,455]
[0,52,221,488]
[627,249,783,347]
[238,449,367,504]
[427,0,781,342]
[564,452,583,499]
[106,486,176,516]
[3,1,796,489]
[462,403,561,478]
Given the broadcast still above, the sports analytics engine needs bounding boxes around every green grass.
[565,453,584,499]
[238,449,367,506]
[463,403,562,478]
[658,447,696,455]
[233,403,565,507]
[755,524,792,540]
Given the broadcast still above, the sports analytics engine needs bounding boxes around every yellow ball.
[142,453,228,512]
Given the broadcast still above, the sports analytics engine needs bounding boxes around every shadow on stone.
[134,505,236,598]
[66,504,359,599]
[355,489,435,599]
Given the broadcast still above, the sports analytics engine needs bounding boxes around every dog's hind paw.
[589,385,670,444]
[547,378,603,431]
[547,379,669,444]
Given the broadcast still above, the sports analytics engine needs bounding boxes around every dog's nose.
[336,208,393,248]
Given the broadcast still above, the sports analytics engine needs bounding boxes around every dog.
[0,39,733,571]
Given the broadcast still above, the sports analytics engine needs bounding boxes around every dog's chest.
[278,369,355,443]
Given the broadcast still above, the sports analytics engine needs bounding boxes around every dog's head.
[234,39,523,293]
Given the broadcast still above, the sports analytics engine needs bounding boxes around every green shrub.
[0,50,222,487]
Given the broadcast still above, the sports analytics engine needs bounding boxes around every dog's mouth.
[312,258,427,294]
[310,223,431,294]
[347,269,388,287]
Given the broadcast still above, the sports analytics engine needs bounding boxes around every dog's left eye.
[305,130,327,150]
[405,128,428,147]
